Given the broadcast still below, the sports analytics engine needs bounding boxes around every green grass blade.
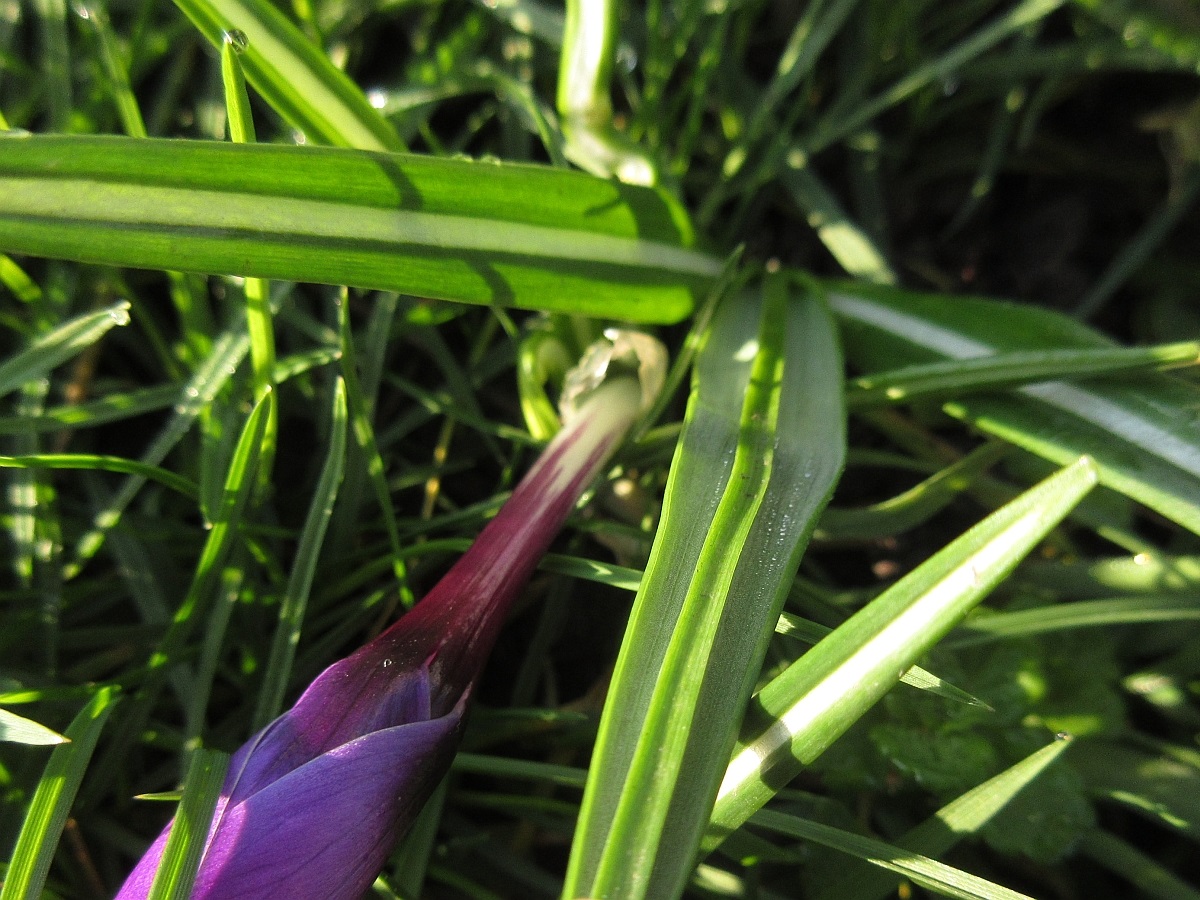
[565,277,846,900]
[145,749,230,900]
[0,453,199,500]
[817,737,1073,900]
[1078,827,1200,900]
[173,0,403,151]
[0,301,129,399]
[0,708,67,745]
[831,283,1200,537]
[775,613,987,707]
[0,135,716,323]
[707,457,1097,848]
[252,378,347,728]
[949,596,1200,646]
[847,341,1200,408]
[750,809,1037,900]
[0,686,118,900]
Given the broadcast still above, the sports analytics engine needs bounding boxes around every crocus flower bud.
[117,333,662,900]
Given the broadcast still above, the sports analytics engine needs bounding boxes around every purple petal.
[115,702,463,900]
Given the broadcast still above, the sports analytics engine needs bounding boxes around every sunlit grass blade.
[846,341,1200,408]
[707,457,1097,848]
[564,276,845,900]
[0,686,118,900]
[816,737,1073,900]
[0,453,199,500]
[173,0,402,151]
[1070,739,1200,840]
[0,134,718,323]
[0,383,180,435]
[0,301,129,399]
[831,283,1200,537]
[775,612,986,707]
[252,378,348,728]
[146,749,231,900]
[0,708,67,745]
[749,809,1037,900]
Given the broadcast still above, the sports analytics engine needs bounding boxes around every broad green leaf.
[707,457,1097,848]
[147,749,231,900]
[0,135,719,324]
[174,0,402,151]
[0,687,118,900]
[564,276,846,900]
[0,301,129,399]
[0,708,67,745]
[815,737,1073,900]
[830,282,1200,537]
[750,809,1036,900]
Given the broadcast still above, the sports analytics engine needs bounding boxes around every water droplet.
[184,386,200,399]
[367,88,388,110]
[224,29,249,53]
[381,659,392,668]
[1054,730,1072,742]
[109,302,131,326]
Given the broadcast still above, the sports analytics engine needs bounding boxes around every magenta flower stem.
[117,373,645,900]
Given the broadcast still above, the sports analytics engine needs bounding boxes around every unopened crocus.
[117,334,660,900]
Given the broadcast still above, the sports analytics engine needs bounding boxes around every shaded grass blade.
[708,457,1097,847]
[749,809,1037,900]
[564,277,846,900]
[0,686,118,900]
[816,737,1073,900]
[0,301,129,399]
[252,378,348,728]
[0,135,717,323]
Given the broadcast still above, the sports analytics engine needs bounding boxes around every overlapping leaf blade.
[829,282,1200,535]
[564,277,846,899]
[0,135,719,323]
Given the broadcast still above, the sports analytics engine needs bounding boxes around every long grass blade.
[0,134,717,323]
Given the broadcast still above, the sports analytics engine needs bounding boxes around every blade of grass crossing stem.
[337,292,408,594]
[749,810,1037,900]
[252,378,348,728]
[0,135,717,323]
[706,457,1098,849]
[76,0,148,138]
[829,283,1200,537]
[564,277,845,900]
[816,737,1073,900]
[173,0,403,151]
[0,302,130,399]
[223,32,278,492]
[0,686,118,900]
[146,749,231,900]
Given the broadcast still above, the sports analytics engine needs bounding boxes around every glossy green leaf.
[707,457,1097,848]
[0,135,719,323]
[830,282,1200,537]
[565,276,846,900]
[174,0,402,151]
[0,687,118,900]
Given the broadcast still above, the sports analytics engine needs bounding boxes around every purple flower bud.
[117,373,647,900]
